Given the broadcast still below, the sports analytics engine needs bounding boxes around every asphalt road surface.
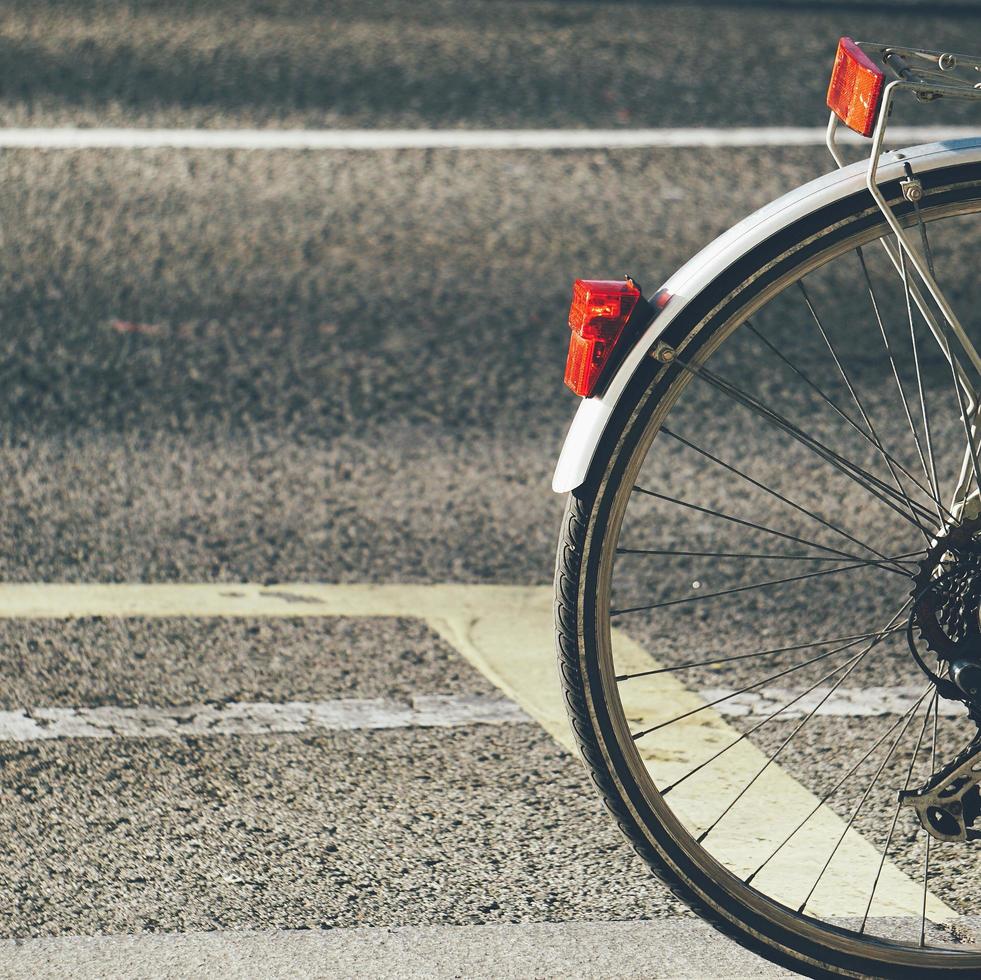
[3,2,981,978]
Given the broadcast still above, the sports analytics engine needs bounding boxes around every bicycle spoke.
[906,195,981,520]
[797,280,933,541]
[798,687,931,915]
[860,690,938,934]
[899,247,944,522]
[615,626,903,681]
[857,246,941,505]
[673,352,938,532]
[691,650,876,833]
[616,547,913,563]
[632,487,900,567]
[660,427,911,570]
[684,357,941,531]
[610,553,913,617]
[691,352,942,529]
[745,315,944,520]
[897,232,981,501]
[697,616,909,845]
[660,644,875,796]
[631,600,911,742]
[921,693,941,947]
[744,661,923,885]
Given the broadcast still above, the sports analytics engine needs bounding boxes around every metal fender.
[552,137,981,493]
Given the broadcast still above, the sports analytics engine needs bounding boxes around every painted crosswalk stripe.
[0,582,954,922]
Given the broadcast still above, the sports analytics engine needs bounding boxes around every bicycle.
[553,38,981,977]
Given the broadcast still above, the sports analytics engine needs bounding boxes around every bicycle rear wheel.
[557,156,981,977]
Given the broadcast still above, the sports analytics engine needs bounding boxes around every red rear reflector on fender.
[826,37,884,138]
[564,278,642,397]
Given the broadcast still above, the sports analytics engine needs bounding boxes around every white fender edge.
[552,137,981,493]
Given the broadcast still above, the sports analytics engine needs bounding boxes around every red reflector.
[826,37,884,138]
[564,279,641,397]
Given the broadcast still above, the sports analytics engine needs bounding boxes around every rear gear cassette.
[908,516,981,709]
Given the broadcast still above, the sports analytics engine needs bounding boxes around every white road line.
[708,685,962,718]
[0,126,974,150]
[0,919,806,980]
[0,695,528,742]
[0,582,953,921]
[0,688,936,742]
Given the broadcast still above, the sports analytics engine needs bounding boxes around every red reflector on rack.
[826,37,884,138]
[564,279,641,397]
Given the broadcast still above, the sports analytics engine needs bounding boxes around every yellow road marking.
[0,582,953,920]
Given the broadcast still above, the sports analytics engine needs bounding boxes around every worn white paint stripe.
[0,687,934,740]
[0,583,953,921]
[0,920,808,980]
[0,695,528,742]
[0,126,974,150]
[708,685,963,718]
